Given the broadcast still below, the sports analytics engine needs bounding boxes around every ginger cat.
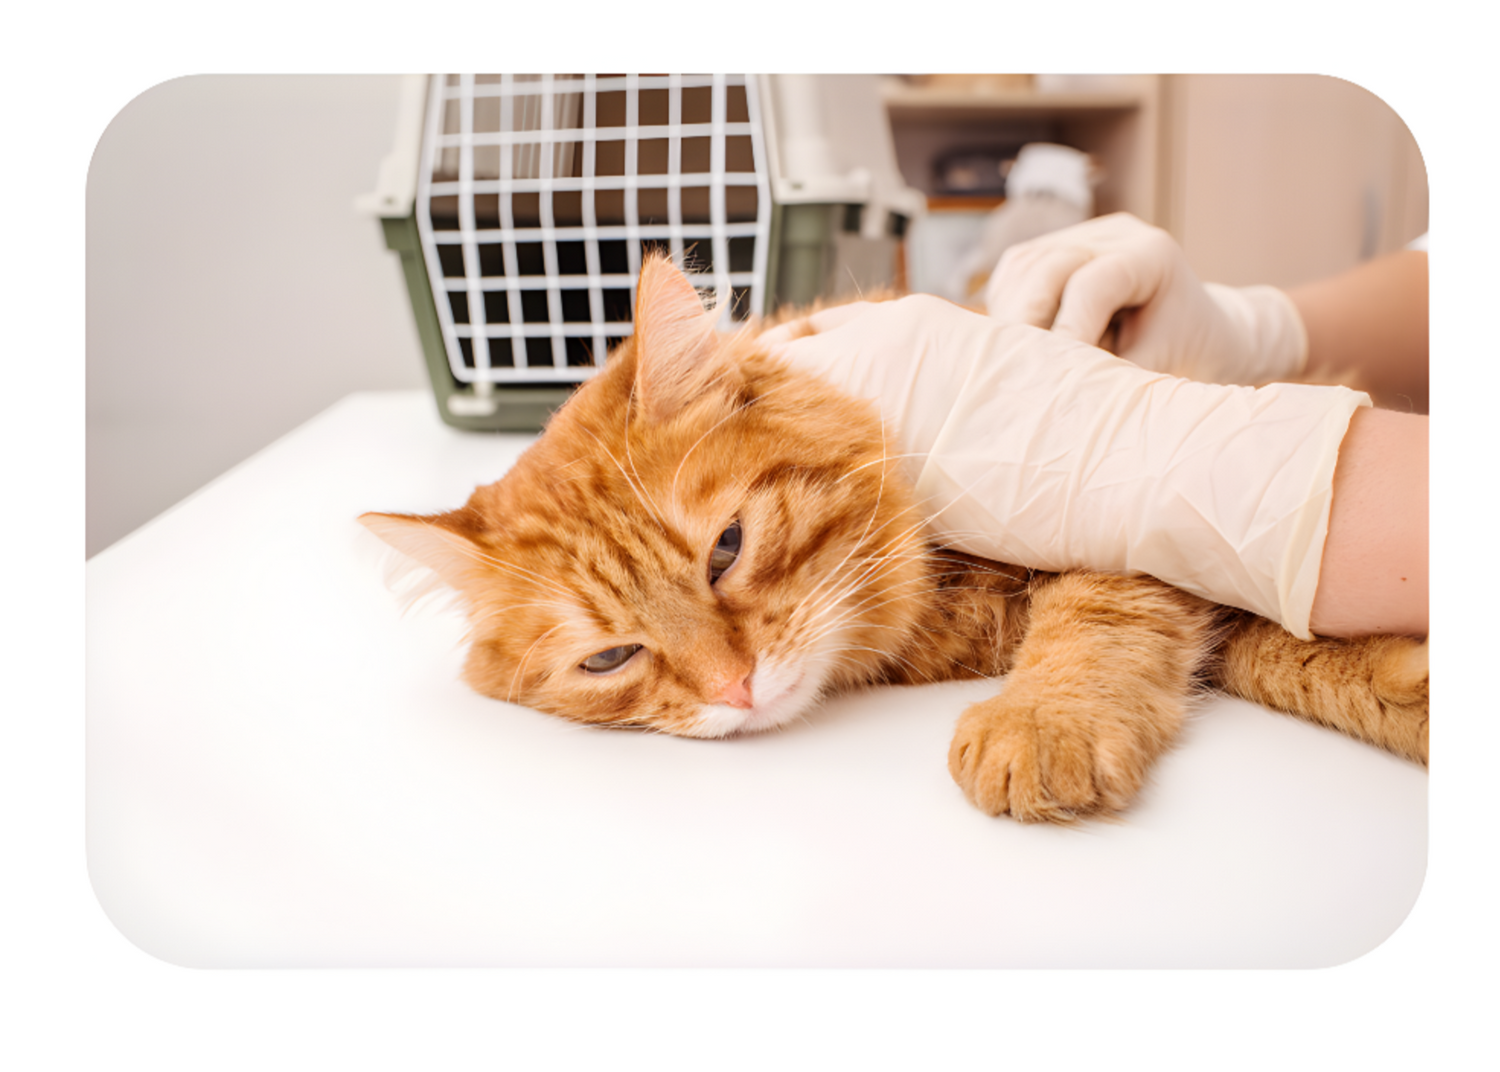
[362,254,1428,823]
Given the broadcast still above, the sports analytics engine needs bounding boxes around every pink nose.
[717,675,755,710]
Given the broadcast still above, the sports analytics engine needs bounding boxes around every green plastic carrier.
[358,75,924,432]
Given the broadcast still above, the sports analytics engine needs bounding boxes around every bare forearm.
[1309,408,1428,637]
[1286,250,1429,412]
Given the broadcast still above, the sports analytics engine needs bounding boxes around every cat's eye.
[708,520,743,585]
[580,644,642,674]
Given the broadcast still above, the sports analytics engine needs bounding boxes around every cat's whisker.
[458,549,580,603]
[508,622,568,704]
[669,379,803,503]
[793,570,937,651]
[823,643,936,684]
[787,411,933,615]
[468,599,579,626]
[794,557,914,638]
[787,458,927,618]
[401,518,578,602]
[799,547,935,614]
[842,264,866,301]
[828,525,946,601]
[793,521,994,633]
[899,463,1046,548]
[833,450,932,485]
[576,421,670,534]
[799,581,942,650]
[798,584,955,665]
[623,378,670,529]
[808,578,940,628]
[804,414,896,585]
[827,633,988,684]
[925,579,1033,602]
[793,520,936,631]
[793,566,896,640]
[820,472,944,582]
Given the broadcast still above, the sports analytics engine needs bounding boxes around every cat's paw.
[946,691,1160,823]
[1370,637,1429,765]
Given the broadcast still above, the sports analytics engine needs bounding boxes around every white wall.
[87,75,427,557]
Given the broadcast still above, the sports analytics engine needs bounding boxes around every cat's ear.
[632,252,723,421]
[358,510,488,593]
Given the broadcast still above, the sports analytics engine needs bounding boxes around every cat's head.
[361,254,930,737]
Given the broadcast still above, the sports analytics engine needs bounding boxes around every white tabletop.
[85,390,1427,968]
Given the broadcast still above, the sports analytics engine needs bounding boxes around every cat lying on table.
[361,254,1428,824]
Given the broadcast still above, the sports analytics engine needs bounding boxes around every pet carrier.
[358,74,924,431]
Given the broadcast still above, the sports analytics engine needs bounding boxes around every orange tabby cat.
[362,254,1428,823]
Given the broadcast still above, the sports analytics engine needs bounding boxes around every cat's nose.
[715,674,755,710]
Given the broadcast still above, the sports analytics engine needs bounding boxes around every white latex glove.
[983,212,1309,386]
[764,296,1368,639]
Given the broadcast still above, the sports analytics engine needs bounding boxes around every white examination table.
[85,391,1426,968]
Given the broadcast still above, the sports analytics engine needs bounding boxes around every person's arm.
[967,216,1428,637]
[1286,250,1428,413]
[1309,408,1428,637]
[769,298,1371,641]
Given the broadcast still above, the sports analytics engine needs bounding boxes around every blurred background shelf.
[882,84,1148,121]
[884,74,1162,225]
[884,73,1427,288]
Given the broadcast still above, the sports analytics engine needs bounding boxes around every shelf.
[924,195,1006,212]
[883,84,1145,123]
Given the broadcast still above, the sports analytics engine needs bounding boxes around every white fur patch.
[688,655,833,738]
[355,524,466,618]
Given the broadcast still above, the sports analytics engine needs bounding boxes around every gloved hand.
[764,295,1368,639]
[983,212,1309,386]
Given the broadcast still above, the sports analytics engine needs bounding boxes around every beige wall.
[1160,74,1428,288]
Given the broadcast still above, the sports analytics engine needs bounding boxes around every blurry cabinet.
[884,74,1427,293]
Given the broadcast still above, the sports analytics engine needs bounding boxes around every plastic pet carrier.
[359,74,924,431]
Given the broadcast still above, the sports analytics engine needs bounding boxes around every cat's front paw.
[947,689,1164,823]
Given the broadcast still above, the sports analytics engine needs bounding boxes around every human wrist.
[774,302,1369,637]
[1308,408,1429,637]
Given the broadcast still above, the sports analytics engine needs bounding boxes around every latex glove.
[764,296,1368,639]
[983,212,1309,386]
